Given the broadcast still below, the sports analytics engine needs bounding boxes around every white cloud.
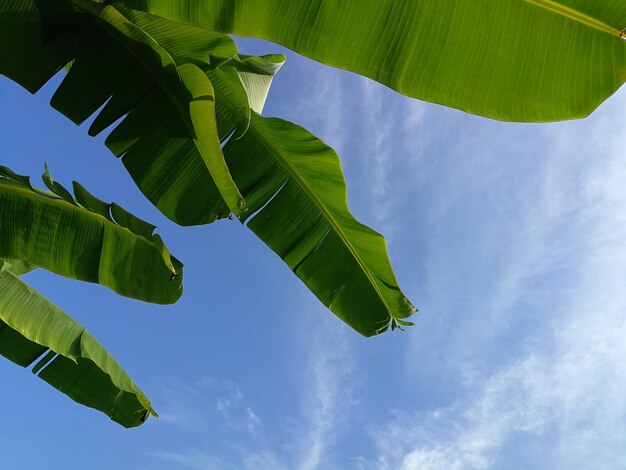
[241,302,358,470]
[355,78,429,233]
[150,450,230,470]
[149,300,357,470]
[245,408,262,435]
[359,79,393,209]
[242,451,290,470]
[368,88,626,469]
[373,302,626,469]
[162,375,262,437]
[291,61,347,155]
[296,310,357,470]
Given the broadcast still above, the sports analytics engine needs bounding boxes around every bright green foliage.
[96,3,245,216]
[0,0,415,337]
[0,259,155,428]
[229,54,286,114]
[0,0,242,224]
[224,114,416,336]
[5,0,624,425]
[129,0,626,122]
[0,165,182,304]
[212,67,416,334]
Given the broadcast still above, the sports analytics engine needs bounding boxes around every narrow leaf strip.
[207,66,252,139]
[178,63,246,212]
[0,260,155,427]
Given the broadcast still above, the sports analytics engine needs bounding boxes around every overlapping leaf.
[130,0,626,122]
[227,115,415,336]
[0,1,415,335]
[229,54,286,114]
[0,165,182,304]
[0,0,242,224]
[206,75,415,335]
[0,259,155,427]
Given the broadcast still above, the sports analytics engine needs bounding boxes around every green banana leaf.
[2,258,36,276]
[0,259,155,427]
[0,2,415,335]
[230,54,286,114]
[0,165,182,304]
[208,69,415,334]
[128,0,626,122]
[0,0,242,224]
[224,114,416,336]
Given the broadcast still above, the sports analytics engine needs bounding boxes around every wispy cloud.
[155,375,262,438]
[372,300,626,469]
[281,58,429,238]
[148,299,357,470]
[150,450,230,470]
[238,302,358,470]
[296,309,358,470]
[356,78,429,232]
[367,88,626,469]
[290,60,347,155]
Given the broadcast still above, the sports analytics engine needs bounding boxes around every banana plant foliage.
[7,0,621,426]
[0,165,182,304]
[0,259,156,428]
[0,0,416,336]
[126,0,626,122]
[0,165,173,425]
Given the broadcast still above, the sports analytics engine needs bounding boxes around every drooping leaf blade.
[130,0,626,122]
[0,260,155,428]
[207,66,252,138]
[0,1,240,224]
[217,107,416,336]
[75,2,245,216]
[189,64,415,335]
[0,165,182,304]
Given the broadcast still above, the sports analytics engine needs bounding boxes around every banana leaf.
[225,114,416,336]
[0,0,243,224]
[229,54,286,114]
[0,259,155,428]
[0,1,416,335]
[205,71,415,335]
[128,0,626,122]
[0,165,182,304]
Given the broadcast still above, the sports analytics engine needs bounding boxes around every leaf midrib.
[245,117,395,319]
[524,0,623,37]
[213,88,393,317]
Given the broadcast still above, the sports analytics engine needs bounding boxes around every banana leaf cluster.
[0,165,178,427]
[1,0,625,426]
[0,0,420,425]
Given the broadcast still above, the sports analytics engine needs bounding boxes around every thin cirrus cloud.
[365,82,626,468]
[143,66,626,470]
[148,297,358,470]
[238,302,358,470]
[0,34,618,470]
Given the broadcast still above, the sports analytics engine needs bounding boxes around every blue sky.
[2,36,626,469]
